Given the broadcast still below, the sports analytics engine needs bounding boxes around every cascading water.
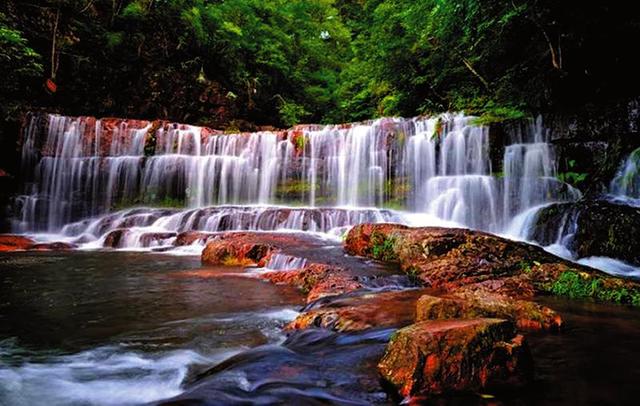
[13,112,577,249]
[610,146,640,205]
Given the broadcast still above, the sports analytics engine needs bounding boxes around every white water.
[609,146,640,205]
[14,112,579,252]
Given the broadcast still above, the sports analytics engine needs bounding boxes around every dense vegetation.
[1,0,639,129]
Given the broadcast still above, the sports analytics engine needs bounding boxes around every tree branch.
[461,58,490,90]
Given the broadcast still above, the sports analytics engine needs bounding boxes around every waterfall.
[13,112,578,248]
[610,146,640,205]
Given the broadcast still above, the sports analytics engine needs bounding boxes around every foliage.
[0,12,43,120]
[550,271,640,306]
[1,1,639,128]
[557,159,588,187]
[371,233,398,262]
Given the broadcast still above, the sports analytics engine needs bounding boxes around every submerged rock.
[378,319,533,399]
[0,235,35,252]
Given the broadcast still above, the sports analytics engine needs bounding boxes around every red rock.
[103,229,126,248]
[175,231,214,246]
[344,223,593,298]
[139,232,176,247]
[286,289,428,332]
[343,223,408,258]
[202,234,276,267]
[0,235,36,252]
[378,319,533,399]
[262,263,363,302]
[416,290,562,331]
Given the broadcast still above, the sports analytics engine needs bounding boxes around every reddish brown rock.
[378,319,533,399]
[343,223,409,259]
[345,223,592,298]
[416,290,562,331]
[201,234,277,267]
[139,232,176,247]
[0,235,36,252]
[175,231,214,246]
[262,263,363,302]
[286,289,428,332]
[103,229,127,248]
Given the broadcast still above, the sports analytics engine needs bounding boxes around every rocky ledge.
[197,224,640,401]
[0,235,76,252]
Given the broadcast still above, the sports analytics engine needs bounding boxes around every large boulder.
[378,319,533,399]
[531,199,640,266]
[345,223,568,296]
[416,289,562,331]
[344,223,640,306]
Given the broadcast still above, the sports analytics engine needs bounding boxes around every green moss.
[276,179,316,196]
[469,104,526,126]
[111,195,185,211]
[550,271,640,306]
[293,134,307,150]
[371,233,398,262]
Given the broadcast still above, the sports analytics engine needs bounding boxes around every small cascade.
[610,146,640,205]
[13,112,580,250]
[502,116,581,227]
[59,206,402,248]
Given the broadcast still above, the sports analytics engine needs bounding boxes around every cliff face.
[543,97,640,195]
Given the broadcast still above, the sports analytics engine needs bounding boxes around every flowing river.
[2,112,640,404]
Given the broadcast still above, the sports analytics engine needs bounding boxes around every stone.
[201,234,277,266]
[285,289,427,332]
[416,289,562,331]
[532,200,640,266]
[175,231,214,246]
[378,319,533,399]
[0,235,35,252]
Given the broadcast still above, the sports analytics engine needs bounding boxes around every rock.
[416,289,562,331]
[343,223,640,307]
[532,200,640,266]
[103,229,127,248]
[0,235,35,252]
[139,232,176,247]
[343,223,409,259]
[263,263,363,302]
[201,233,277,266]
[378,319,533,399]
[29,242,76,251]
[286,289,427,332]
[345,223,570,296]
[175,231,214,246]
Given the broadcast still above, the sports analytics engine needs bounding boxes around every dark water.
[0,251,304,405]
[2,252,640,406]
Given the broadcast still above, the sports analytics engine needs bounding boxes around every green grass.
[371,234,398,262]
[550,271,640,306]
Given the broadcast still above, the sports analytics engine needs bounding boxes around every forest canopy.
[1,0,639,128]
